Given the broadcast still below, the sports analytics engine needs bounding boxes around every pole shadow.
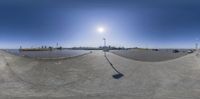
[104,52,124,79]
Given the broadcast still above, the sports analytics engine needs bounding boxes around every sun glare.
[97,27,105,34]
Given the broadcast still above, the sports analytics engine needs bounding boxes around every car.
[152,49,159,51]
[173,49,179,53]
[187,50,193,53]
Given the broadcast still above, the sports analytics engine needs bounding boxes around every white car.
[187,50,193,53]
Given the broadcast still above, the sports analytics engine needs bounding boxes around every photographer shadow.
[104,52,124,79]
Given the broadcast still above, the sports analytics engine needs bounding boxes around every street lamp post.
[103,38,107,56]
[103,38,106,48]
[196,38,199,56]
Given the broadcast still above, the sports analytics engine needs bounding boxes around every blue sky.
[0,0,200,48]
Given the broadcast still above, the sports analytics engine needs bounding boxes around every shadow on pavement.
[104,52,124,79]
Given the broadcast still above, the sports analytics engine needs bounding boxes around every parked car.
[187,50,193,53]
[152,49,159,51]
[173,49,179,53]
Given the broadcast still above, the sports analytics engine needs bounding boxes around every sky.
[1,0,200,48]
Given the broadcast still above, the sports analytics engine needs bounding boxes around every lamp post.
[103,38,107,56]
[196,38,199,56]
[103,38,106,48]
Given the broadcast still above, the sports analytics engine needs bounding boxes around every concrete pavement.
[0,50,200,99]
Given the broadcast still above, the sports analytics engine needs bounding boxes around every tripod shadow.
[104,52,124,79]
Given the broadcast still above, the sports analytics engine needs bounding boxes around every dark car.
[173,49,179,53]
[152,49,159,51]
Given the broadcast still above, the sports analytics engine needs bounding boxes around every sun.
[97,27,105,34]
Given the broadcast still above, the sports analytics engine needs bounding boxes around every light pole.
[103,38,106,48]
[103,38,107,56]
[196,38,199,56]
